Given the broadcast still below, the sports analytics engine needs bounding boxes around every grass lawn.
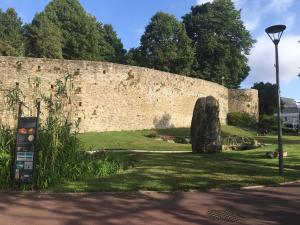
[78,128,191,151]
[53,126,300,192]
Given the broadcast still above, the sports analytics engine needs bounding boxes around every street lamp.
[265,24,286,174]
[298,74,300,136]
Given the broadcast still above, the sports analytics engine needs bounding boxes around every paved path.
[0,183,300,225]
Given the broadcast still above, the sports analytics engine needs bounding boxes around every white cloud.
[237,0,295,32]
[244,16,261,32]
[284,14,296,28]
[266,0,295,13]
[196,0,213,5]
[245,35,300,85]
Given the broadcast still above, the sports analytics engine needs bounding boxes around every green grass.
[79,128,191,151]
[52,126,300,192]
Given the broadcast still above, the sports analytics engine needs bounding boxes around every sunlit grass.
[53,126,300,192]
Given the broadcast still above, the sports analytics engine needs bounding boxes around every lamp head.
[265,25,286,45]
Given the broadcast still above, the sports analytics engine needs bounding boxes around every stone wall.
[228,89,259,118]
[0,56,258,132]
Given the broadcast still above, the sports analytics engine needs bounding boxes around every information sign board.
[13,117,38,184]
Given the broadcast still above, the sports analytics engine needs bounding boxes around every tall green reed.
[0,126,14,189]
[0,74,123,190]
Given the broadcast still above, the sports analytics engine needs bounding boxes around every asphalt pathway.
[0,183,299,225]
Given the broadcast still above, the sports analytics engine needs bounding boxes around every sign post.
[12,100,40,190]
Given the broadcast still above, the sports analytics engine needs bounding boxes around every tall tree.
[41,0,102,60]
[138,12,195,75]
[25,0,125,62]
[252,82,277,115]
[0,8,24,56]
[183,0,255,88]
[103,24,126,63]
[125,47,142,66]
[24,13,63,59]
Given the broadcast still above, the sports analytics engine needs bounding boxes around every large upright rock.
[191,96,221,153]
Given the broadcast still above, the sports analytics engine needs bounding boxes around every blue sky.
[1,0,299,100]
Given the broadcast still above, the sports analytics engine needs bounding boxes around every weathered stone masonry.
[0,56,258,132]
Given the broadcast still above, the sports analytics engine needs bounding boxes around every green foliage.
[24,13,63,59]
[43,0,101,60]
[102,24,126,63]
[258,114,277,134]
[85,152,123,177]
[137,12,195,75]
[0,126,14,189]
[227,112,257,129]
[252,82,277,115]
[35,74,123,189]
[56,141,300,192]
[0,75,123,190]
[0,152,11,189]
[125,47,142,66]
[3,89,24,112]
[183,0,255,88]
[56,127,300,192]
[24,0,125,62]
[0,8,25,56]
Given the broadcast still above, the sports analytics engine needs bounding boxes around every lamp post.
[265,24,286,175]
[298,74,300,136]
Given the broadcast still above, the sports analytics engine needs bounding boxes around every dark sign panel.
[13,117,37,184]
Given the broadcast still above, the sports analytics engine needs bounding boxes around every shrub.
[227,112,257,129]
[258,114,277,134]
[145,131,159,138]
[85,152,123,177]
[0,152,11,189]
[0,125,14,189]
[0,122,123,190]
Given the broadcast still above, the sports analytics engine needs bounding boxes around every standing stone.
[191,96,221,153]
[191,98,206,153]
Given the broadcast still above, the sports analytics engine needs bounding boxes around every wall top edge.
[0,56,252,92]
[229,88,258,92]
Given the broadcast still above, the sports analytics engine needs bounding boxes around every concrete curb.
[3,180,299,195]
[87,149,191,153]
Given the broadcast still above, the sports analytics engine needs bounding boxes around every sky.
[0,0,299,101]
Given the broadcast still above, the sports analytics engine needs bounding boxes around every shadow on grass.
[155,128,190,138]
[54,150,300,193]
[256,136,300,145]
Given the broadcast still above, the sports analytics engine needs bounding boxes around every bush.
[0,122,123,190]
[0,125,14,189]
[258,115,297,135]
[258,114,277,134]
[227,112,257,129]
[0,152,11,189]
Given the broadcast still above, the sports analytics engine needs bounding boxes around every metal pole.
[275,42,284,174]
[12,102,23,190]
[32,99,41,190]
[298,107,300,135]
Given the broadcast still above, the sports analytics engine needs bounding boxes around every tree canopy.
[135,12,195,75]
[103,24,126,63]
[183,0,255,88]
[0,8,24,56]
[24,13,63,59]
[24,0,125,62]
[0,0,255,88]
[252,82,277,115]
